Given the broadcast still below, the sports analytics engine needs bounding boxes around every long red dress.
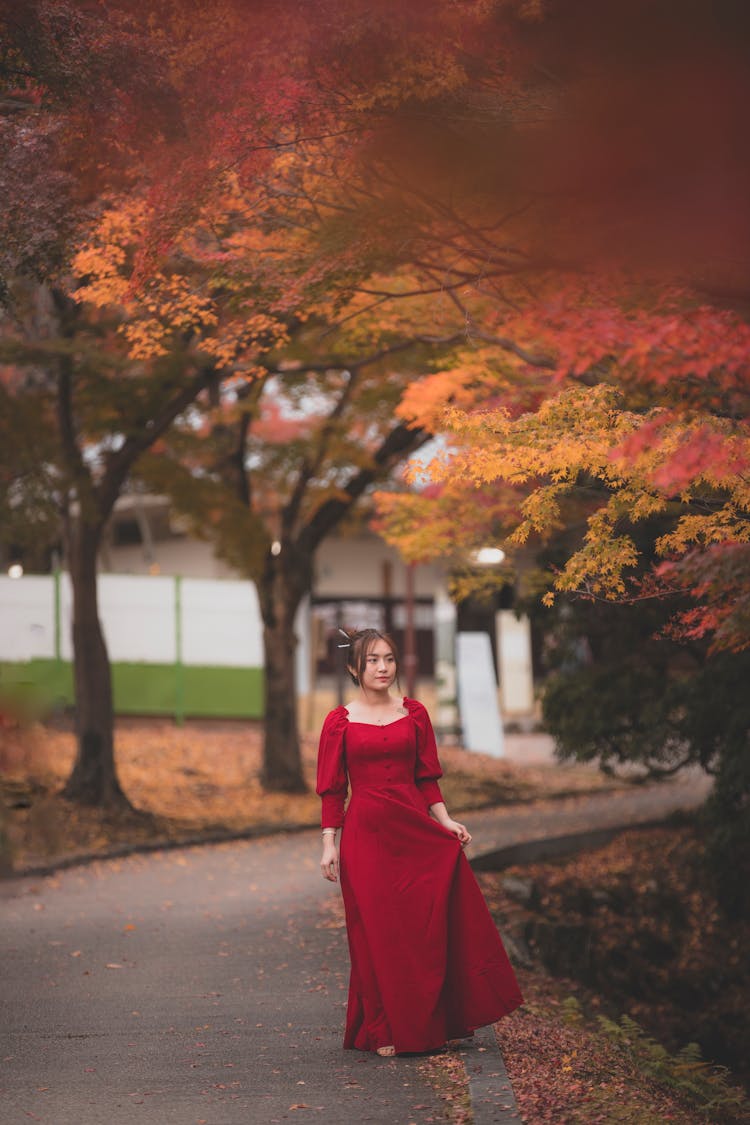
[316,697,523,1054]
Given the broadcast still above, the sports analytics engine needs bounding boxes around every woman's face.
[356,638,397,693]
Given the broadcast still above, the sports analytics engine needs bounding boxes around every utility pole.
[404,561,417,698]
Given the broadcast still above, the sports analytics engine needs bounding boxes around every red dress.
[316,697,523,1054]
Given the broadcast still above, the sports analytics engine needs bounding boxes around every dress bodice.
[316,698,444,827]
[344,715,418,790]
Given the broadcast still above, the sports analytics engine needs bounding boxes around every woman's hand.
[320,837,339,882]
[442,818,472,846]
[429,802,472,847]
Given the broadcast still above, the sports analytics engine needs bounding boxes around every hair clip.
[336,627,352,649]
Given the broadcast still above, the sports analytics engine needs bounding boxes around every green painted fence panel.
[178,666,263,719]
[0,659,263,720]
[0,659,73,716]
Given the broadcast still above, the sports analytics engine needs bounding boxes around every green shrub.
[597,1013,748,1121]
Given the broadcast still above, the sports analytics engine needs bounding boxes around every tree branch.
[56,364,99,522]
[233,410,252,508]
[568,583,696,606]
[434,281,556,368]
[614,752,698,781]
[298,420,431,555]
[98,365,219,517]
[265,332,466,377]
[284,367,361,530]
[52,290,101,525]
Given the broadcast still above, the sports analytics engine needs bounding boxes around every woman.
[317,627,523,1056]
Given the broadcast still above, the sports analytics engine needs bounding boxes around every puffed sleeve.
[404,698,444,808]
[315,707,348,828]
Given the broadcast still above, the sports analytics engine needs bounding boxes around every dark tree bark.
[62,515,130,806]
[257,543,312,793]
[164,350,439,795]
[255,420,431,793]
[53,317,132,809]
[0,806,13,876]
[47,287,218,806]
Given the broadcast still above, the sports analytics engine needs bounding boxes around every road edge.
[458,1024,522,1123]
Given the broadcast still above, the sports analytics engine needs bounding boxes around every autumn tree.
[3,0,749,810]
[141,326,474,790]
[1,293,231,805]
[0,0,306,804]
[6,81,488,793]
[371,289,750,911]
[0,3,188,804]
[339,1,750,910]
[0,0,399,803]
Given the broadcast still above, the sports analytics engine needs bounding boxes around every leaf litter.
[1,715,617,870]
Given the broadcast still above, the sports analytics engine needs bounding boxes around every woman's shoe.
[376,1045,396,1057]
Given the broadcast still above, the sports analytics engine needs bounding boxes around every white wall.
[96,575,177,663]
[0,573,265,670]
[103,537,237,579]
[0,576,57,661]
[315,535,448,598]
[181,577,263,667]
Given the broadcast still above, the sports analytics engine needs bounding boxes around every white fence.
[0,573,265,665]
[0,572,291,718]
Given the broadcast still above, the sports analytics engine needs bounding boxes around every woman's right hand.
[320,837,339,882]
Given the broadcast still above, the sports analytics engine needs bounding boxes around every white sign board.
[456,631,505,757]
[496,610,535,717]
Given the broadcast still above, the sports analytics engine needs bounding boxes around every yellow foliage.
[69,187,295,369]
[345,47,467,112]
[381,364,749,605]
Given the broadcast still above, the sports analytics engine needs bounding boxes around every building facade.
[1,494,537,737]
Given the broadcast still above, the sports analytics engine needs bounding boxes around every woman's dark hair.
[342,628,400,689]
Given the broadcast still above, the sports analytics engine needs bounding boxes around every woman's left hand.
[443,818,472,846]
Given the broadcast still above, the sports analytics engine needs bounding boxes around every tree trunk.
[0,807,12,876]
[62,519,131,808]
[258,549,309,793]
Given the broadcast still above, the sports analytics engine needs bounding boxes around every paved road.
[0,771,711,1125]
[1,833,451,1125]
[466,768,712,857]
